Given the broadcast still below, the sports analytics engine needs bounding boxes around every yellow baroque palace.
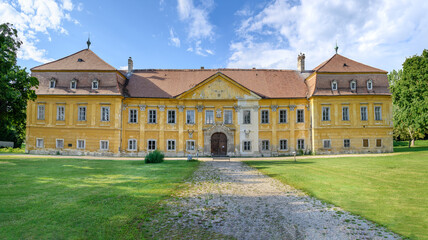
[26,49,393,156]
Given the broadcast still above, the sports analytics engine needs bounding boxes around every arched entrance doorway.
[211,132,227,156]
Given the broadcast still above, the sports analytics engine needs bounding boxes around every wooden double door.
[211,132,227,156]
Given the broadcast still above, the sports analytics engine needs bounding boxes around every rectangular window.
[50,80,55,88]
[344,139,350,148]
[100,140,109,150]
[57,106,65,121]
[376,139,382,147]
[56,139,64,149]
[297,139,305,150]
[323,139,331,149]
[128,139,137,151]
[224,110,233,124]
[147,140,156,151]
[92,80,98,89]
[205,110,214,124]
[279,110,287,123]
[361,106,368,121]
[167,140,176,151]
[342,106,349,121]
[279,139,288,150]
[322,107,330,121]
[148,109,157,123]
[36,138,44,148]
[363,139,369,148]
[77,139,85,149]
[70,81,76,89]
[243,110,251,124]
[261,110,269,124]
[167,110,176,124]
[186,140,195,151]
[37,105,45,120]
[297,109,304,123]
[261,140,270,151]
[375,106,382,121]
[186,110,195,124]
[243,141,251,151]
[78,106,86,121]
[101,106,110,122]
[129,109,138,123]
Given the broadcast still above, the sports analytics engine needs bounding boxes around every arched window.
[92,79,99,90]
[70,79,77,89]
[367,79,373,90]
[331,80,338,91]
[350,80,356,91]
[49,78,56,88]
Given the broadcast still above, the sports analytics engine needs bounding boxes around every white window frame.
[331,80,338,90]
[167,139,176,151]
[323,139,331,149]
[186,140,195,151]
[57,106,65,121]
[279,109,287,123]
[49,79,56,88]
[243,110,251,124]
[363,139,369,148]
[37,105,45,120]
[36,138,44,148]
[297,139,305,150]
[360,106,368,121]
[296,109,305,123]
[322,106,330,121]
[205,110,214,124]
[78,106,87,121]
[128,108,138,123]
[147,139,157,151]
[279,139,288,151]
[342,106,349,121]
[76,139,86,149]
[148,109,157,124]
[100,140,109,150]
[56,139,64,149]
[224,110,233,124]
[367,80,373,90]
[374,106,382,121]
[167,110,176,124]
[186,109,195,124]
[92,80,99,90]
[261,110,269,124]
[243,141,251,151]
[101,106,110,122]
[350,80,357,90]
[261,140,270,151]
[70,80,77,89]
[344,139,350,148]
[128,139,137,151]
[376,139,382,148]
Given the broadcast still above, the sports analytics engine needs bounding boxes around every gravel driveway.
[149,160,401,240]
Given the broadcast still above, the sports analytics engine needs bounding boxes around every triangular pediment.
[176,72,261,100]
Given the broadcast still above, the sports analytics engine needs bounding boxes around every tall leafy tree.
[0,23,39,147]
[390,50,428,147]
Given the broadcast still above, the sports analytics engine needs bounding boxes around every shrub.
[145,150,164,163]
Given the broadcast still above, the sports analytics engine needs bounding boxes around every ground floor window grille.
[147,140,156,151]
[243,141,251,151]
[186,140,195,151]
[297,139,305,150]
[279,139,288,150]
[100,140,109,150]
[363,139,369,148]
[77,140,85,149]
[56,139,64,149]
[323,139,331,149]
[36,138,44,148]
[344,139,350,148]
[128,139,137,151]
[167,140,176,151]
[376,139,382,147]
[261,140,270,151]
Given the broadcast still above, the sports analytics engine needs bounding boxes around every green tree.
[0,23,39,147]
[390,49,428,147]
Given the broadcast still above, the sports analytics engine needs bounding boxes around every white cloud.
[0,0,79,63]
[169,28,181,47]
[228,0,428,71]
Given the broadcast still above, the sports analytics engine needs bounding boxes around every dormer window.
[70,79,77,89]
[49,79,56,88]
[92,80,99,90]
[367,79,373,90]
[331,80,338,91]
[350,80,356,91]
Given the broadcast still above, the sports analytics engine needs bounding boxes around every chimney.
[297,53,305,72]
[128,57,133,74]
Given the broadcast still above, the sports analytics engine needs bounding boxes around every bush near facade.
[145,150,164,163]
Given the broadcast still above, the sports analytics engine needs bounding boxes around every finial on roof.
[87,34,91,49]
[334,41,339,54]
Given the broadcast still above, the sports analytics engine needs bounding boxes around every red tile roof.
[313,54,387,73]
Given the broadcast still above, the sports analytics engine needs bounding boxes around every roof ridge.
[313,54,338,72]
[31,49,88,71]
[128,68,299,72]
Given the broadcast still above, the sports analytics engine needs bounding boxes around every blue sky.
[1,0,428,72]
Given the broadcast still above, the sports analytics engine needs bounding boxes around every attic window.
[367,79,373,90]
[350,80,357,90]
[49,79,56,88]
[331,80,338,91]
[77,58,84,62]
[92,79,99,90]
[70,79,77,89]
[343,63,348,67]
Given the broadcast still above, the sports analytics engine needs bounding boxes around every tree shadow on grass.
[393,146,428,153]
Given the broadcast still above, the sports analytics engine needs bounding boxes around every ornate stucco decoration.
[196,105,204,112]
[289,105,296,111]
[139,105,146,111]
[177,105,185,112]
[271,105,278,112]
[158,105,165,111]
[216,108,222,118]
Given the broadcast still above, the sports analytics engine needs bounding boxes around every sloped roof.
[31,49,116,71]
[121,69,308,98]
[313,54,387,73]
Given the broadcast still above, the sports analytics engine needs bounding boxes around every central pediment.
[176,72,261,100]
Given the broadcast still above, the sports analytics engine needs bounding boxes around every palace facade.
[26,48,393,156]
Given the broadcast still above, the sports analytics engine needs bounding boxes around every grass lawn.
[0,156,198,239]
[245,141,428,240]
